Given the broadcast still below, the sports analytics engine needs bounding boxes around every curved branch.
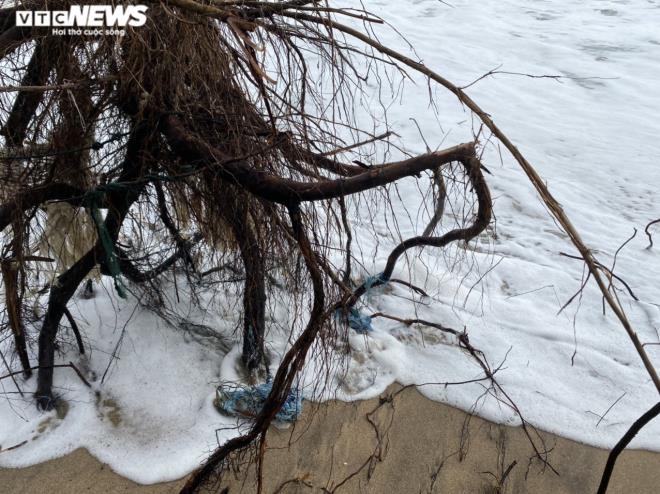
[1,37,62,145]
[645,218,659,249]
[62,307,85,355]
[347,155,492,306]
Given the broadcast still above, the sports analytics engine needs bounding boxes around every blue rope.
[334,307,373,334]
[364,271,387,292]
[215,381,303,422]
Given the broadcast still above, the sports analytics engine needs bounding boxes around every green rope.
[80,175,185,298]
[83,186,127,299]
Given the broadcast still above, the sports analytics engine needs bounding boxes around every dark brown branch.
[35,124,151,410]
[645,218,659,249]
[223,201,268,373]
[62,307,85,355]
[67,360,92,388]
[1,259,31,377]
[1,37,63,146]
[0,183,87,233]
[154,182,196,269]
[161,115,475,205]
[35,245,98,409]
[388,278,429,298]
[338,197,352,284]
[200,264,242,278]
[116,233,202,283]
[558,269,591,315]
[558,252,639,302]
[1,362,91,389]
[370,313,459,336]
[422,169,446,237]
[380,158,490,280]
[597,401,660,494]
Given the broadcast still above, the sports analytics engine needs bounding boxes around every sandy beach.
[1,385,658,493]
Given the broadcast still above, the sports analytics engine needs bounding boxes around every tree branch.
[1,37,63,145]
[0,183,87,232]
[180,202,328,493]
[161,115,475,205]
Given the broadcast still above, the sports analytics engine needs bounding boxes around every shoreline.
[2,385,658,493]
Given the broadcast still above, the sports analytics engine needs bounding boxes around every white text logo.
[15,5,148,28]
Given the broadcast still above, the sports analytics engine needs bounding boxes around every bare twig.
[0,362,91,389]
[320,131,392,157]
[596,393,627,428]
[645,218,659,249]
[0,348,24,397]
[368,313,555,473]
[459,65,616,90]
[559,252,639,302]
[0,77,116,93]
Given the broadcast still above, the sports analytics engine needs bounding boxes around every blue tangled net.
[346,307,373,334]
[334,272,390,334]
[214,380,303,422]
[333,306,373,334]
[364,271,388,292]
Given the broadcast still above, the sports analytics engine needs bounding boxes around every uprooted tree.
[1,2,658,493]
[0,1,492,408]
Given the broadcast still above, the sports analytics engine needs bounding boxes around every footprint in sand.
[24,400,70,445]
[96,395,123,427]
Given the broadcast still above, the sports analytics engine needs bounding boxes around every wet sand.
[1,385,658,493]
